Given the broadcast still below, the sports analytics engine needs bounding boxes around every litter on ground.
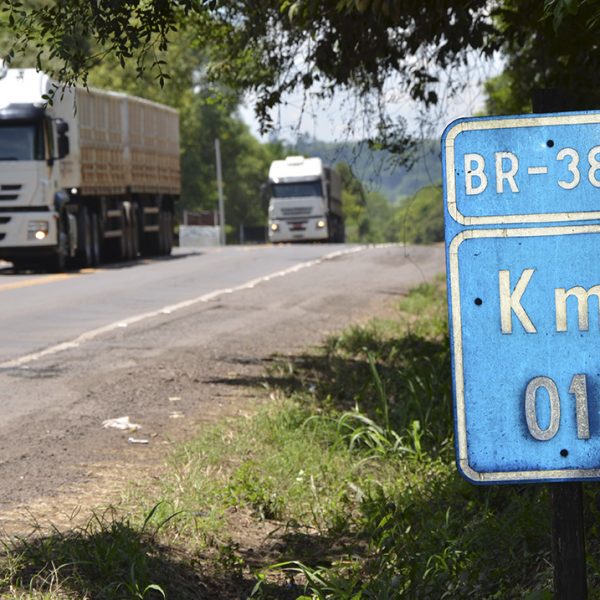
[128,437,149,445]
[102,416,141,432]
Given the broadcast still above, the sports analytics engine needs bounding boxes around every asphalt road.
[0,245,365,365]
[0,243,445,523]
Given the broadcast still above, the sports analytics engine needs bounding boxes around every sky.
[239,51,505,144]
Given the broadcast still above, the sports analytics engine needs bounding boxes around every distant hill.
[290,137,442,202]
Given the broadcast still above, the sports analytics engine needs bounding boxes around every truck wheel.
[123,214,133,261]
[141,206,164,257]
[130,207,140,260]
[156,210,172,255]
[76,208,93,268]
[104,211,127,262]
[46,214,69,272]
[162,210,173,255]
[90,212,101,266]
[327,217,336,243]
[335,219,345,243]
[158,211,167,255]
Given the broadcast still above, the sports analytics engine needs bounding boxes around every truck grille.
[281,207,312,217]
[0,184,22,201]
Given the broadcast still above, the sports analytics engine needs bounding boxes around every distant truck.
[0,67,180,270]
[267,156,344,243]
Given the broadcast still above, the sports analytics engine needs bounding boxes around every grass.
[0,506,184,599]
[5,275,600,598]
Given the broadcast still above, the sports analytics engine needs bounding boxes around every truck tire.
[141,232,158,257]
[46,213,69,272]
[123,210,134,261]
[76,207,93,268]
[335,218,346,243]
[327,217,337,243]
[130,207,140,260]
[104,211,127,262]
[161,210,173,255]
[90,212,101,266]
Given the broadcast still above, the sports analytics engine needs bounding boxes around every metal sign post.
[440,110,600,598]
[532,92,587,600]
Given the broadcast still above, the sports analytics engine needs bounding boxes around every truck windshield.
[0,124,43,161]
[272,180,322,198]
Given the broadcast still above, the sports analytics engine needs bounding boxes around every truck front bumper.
[268,218,329,243]
[0,212,58,260]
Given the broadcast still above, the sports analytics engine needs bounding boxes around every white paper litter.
[102,416,141,432]
[128,437,149,445]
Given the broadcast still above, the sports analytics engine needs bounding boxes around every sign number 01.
[525,374,590,441]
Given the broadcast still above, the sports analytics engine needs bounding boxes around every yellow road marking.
[0,273,75,292]
[79,268,101,274]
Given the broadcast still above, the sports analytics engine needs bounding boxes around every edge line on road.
[0,246,369,369]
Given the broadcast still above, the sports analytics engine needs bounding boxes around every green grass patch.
[157,399,364,535]
[0,506,188,599]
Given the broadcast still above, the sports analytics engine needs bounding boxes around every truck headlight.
[270,223,279,232]
[316,219,326,229]
[27,220,49,240]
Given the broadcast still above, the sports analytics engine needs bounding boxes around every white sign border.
[445,113,600,226]
[450,224,600,483]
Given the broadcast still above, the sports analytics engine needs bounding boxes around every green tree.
[482,1,600,115]
[393,184,444,244]
[482,72,530,116]
[7,1,600,150]
[362,190,396,243]
[337,162,368,242]
[0,1,509,150]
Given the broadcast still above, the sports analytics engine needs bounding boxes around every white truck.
[0,67,180,271]
[267,156,344,243]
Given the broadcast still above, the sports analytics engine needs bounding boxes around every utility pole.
[215,138,226,246]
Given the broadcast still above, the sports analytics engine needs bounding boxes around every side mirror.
[55,119,69,135]
[55,119,70,159]
[57,134,70,159]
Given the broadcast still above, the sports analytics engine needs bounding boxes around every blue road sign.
[443,112,600,484]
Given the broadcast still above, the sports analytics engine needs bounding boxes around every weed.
[0,506,176,599]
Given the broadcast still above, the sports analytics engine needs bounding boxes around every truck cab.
[267,156,343,243]
[0,72,72,267]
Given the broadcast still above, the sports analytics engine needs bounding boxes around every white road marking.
[0,246,367,369]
